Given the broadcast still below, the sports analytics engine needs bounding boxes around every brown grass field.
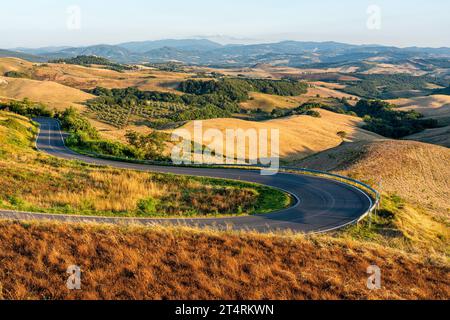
[296,140,449,217]
[406,125,450,148]
[0,221,448,300]
[0,76,94,111]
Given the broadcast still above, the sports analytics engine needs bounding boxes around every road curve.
[0,118,373,233]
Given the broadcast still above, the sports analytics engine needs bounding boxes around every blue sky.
[1,0,449,48]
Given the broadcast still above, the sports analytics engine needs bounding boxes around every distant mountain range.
[5,39,450,67]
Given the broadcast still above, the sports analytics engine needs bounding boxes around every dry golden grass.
[304,86,358,102]
[240,92,300,111]
[389,95,450,126]
[362,62,428,76]
[0,58,191,93]
[0,220,447,300]
[0,76,94,111]
[240,84,357,112]
[0,57,34,75]
[178,109,381,161]
[294,140,450,256]
[0,111,269,217]
[296,140,449,216]
[406,125,450,148]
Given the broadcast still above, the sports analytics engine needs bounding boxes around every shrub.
[137,197,159,215]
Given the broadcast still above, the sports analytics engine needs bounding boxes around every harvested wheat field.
[178,109,381,161]
[0,221,448,300]
[0,76,94,111]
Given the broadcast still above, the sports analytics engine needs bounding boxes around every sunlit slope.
[296,139,450,216]
[0,57,191,93]
[389,95,450,126]
[178,109,381,161]
[0,76,94,110]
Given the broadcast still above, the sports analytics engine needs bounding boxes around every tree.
[125,130,167,160]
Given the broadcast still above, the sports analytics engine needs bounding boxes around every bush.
[4,71,30,79]
[137,197,159,215]
[0,99,53,117]
[304,110,321,118]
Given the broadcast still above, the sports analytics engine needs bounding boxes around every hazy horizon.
[8,37,450,51]
[2,0,450,49]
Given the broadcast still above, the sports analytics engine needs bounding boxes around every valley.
[0,40,449,300]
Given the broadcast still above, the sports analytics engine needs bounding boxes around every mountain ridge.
[3,40,450,66]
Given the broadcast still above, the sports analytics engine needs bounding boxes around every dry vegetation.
[0,111,287,217]
[390,94,450,126]
[239,84,357,113]
[178,109,381,162]
[406,126,450,148]
[295,140,450,256]
[0,76,94,111]
[0,221,448,300]
[0,57,191,93]
[1,58,449,300]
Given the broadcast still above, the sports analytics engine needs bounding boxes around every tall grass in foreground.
[0,110,290,217]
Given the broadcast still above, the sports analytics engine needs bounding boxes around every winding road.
[0,118,373,233]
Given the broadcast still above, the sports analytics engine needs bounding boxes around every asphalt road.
[0,118,372,233]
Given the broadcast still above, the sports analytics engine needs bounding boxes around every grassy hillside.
[178,109,382,162]
[0,111,289,217]
[0,113,448,300]
[294,140,449,256]
[0,57,190,93]
[0,76,94,111]
[0,221,448,300]
[406,126,450,148]
[389,95,450,126]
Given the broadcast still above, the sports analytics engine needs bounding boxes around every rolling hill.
[405,126,450,148]
[177,109,381,161]
[294,139,449,256]
[389,94,450,148]
[296,140,449,217]
[4,40,450,67]
[390,94,450,126]
[0,57,191,93]
[0,76,94,110]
